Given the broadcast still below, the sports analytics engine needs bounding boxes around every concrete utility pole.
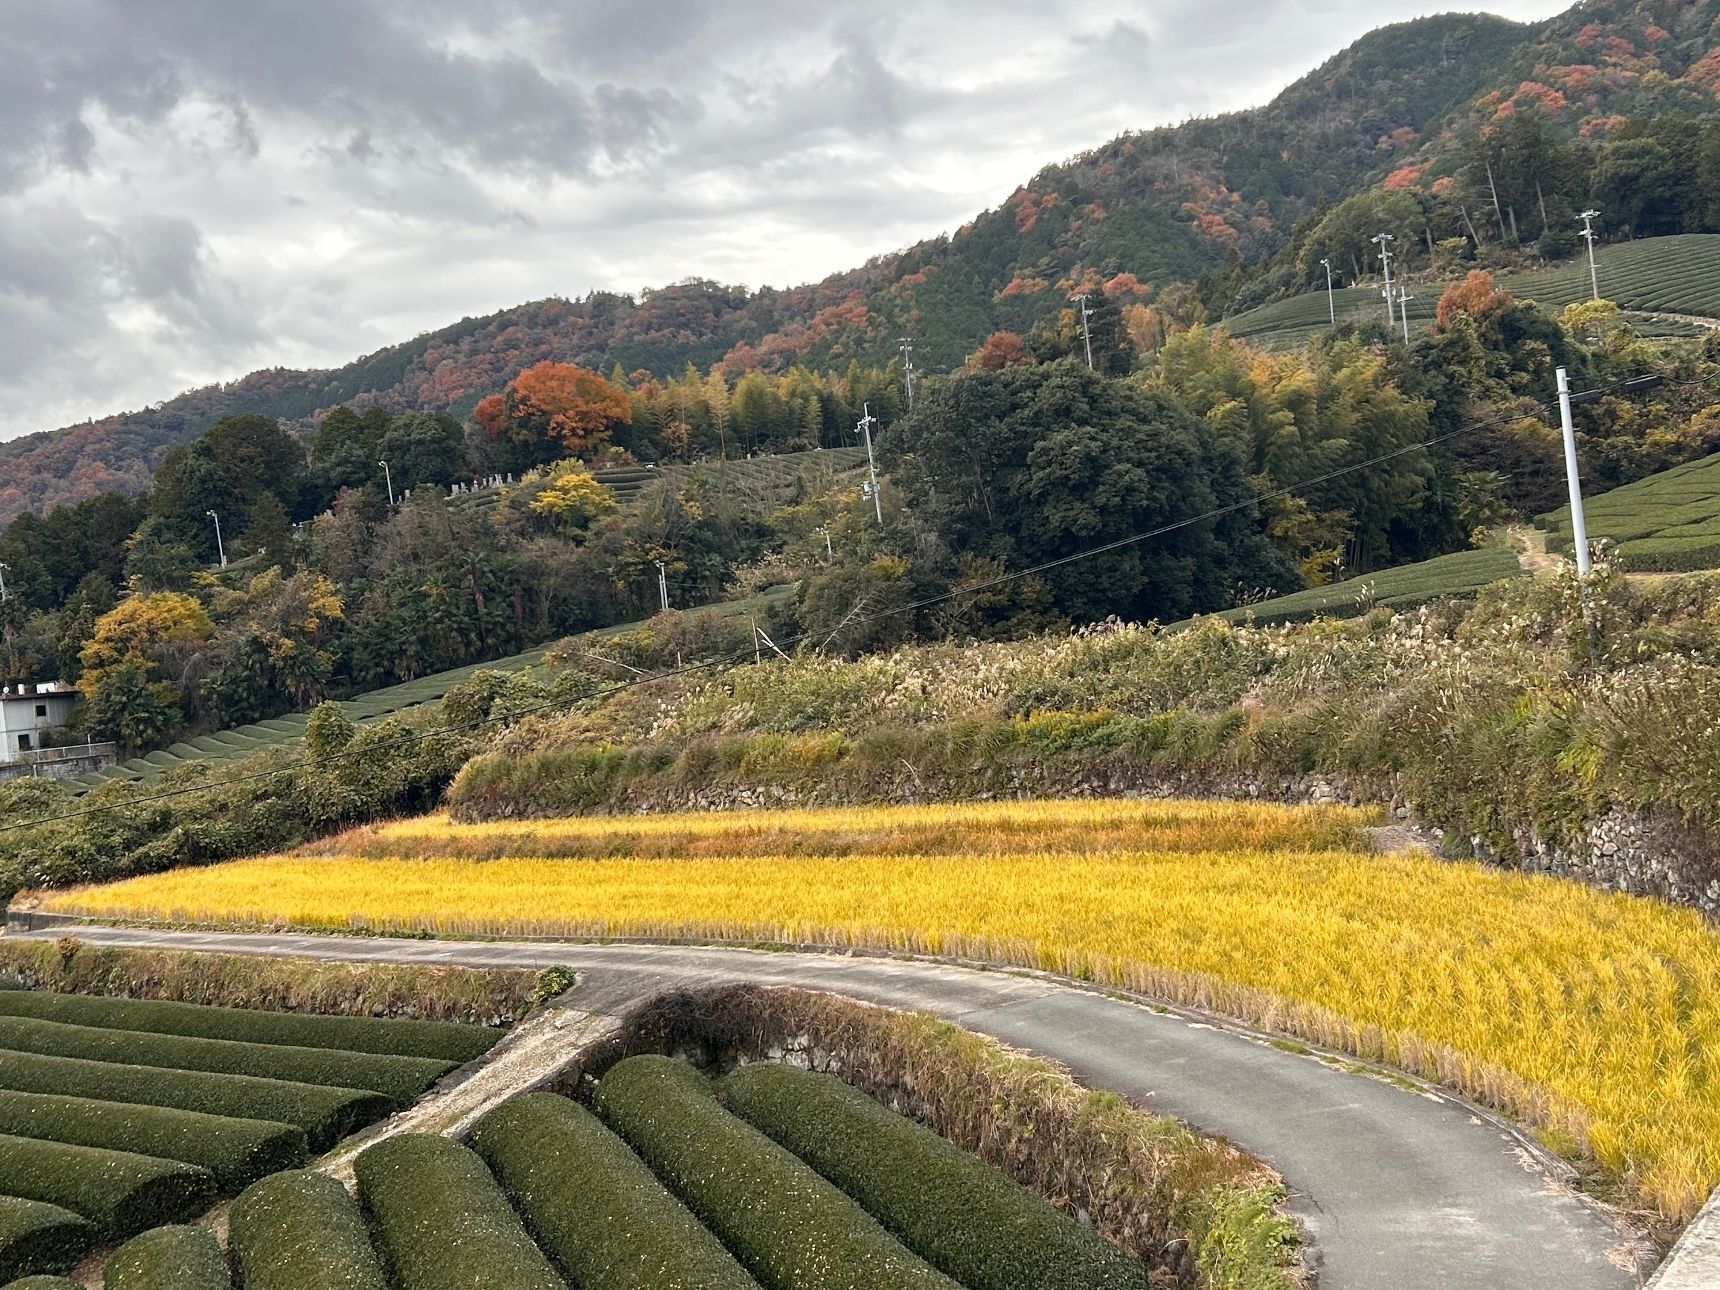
[1072,294,1095,370]
[1579,209,1602,301]
[855,403,884,526]
[206,510,227,569]
[0,561,8,604]
[1373,232,1397,328]
[1320,257,1336,324]
[1397,286,1415,345]
[1556,366,1592,576]
[378,459,395,507]
[654,559,669,612]
[898,337,916,412]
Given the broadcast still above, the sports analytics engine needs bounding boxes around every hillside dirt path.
[5,923,1655,1290]
[1510,524,1566,575]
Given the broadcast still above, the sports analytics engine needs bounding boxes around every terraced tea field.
[1205,547,1524,626]
[1223,233,1720,349]
[0,989,496,1280]
[38,796,1720,1221]
[1539,450,1720,572]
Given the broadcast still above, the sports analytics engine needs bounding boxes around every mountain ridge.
[4,0,1716,527]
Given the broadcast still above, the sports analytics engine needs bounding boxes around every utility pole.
[0,561,8,604]
[654,559,669,612]
[1556,366,1592,576]
[855,403,883,526]
[1373,232,1397,328]
[1397,286,1414,345]
[1072,294,1095,370]
[1320,257,1335,325]
[378,459,395,507]
[815,525,833,559]
[206,510,227,569]
[898,337,916,412]
[1579,209,1602,301]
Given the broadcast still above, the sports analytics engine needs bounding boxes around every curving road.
[5,923,1649,1289]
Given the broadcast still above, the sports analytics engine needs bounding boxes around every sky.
[0,0,1575,443]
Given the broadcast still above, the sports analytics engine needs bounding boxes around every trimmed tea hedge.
[0,991,498,1064]
[0,1198,95,1281]
[0,1090,305,1191]
[4,1277,85,1289]
[354,1134,564,1290]
[0,1017,452,1105]
[595,1056,957,1290]
[229,1171,388,1290]
[723,1063,1145,1290]
[470,1093,758,1290]
[0,1051,391,1151]
[0,1135,213,1238]
[103,1225,230,1290]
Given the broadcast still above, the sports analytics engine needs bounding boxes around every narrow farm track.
[5,924,1650,1290]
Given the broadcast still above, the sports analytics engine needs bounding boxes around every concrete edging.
[1647,1186,1720,1288]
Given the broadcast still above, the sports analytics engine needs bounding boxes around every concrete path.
[7,924,1650,1289]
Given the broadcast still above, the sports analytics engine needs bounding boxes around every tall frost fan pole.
[1373,233,1397,328]
[1398,287,1414,346]
[898,337,916,411]
[856,404,884,526]
[1579,209,1602,301]
[1320,257,1336,324]
[1556,367,1592,576]
[1072,293,1096,370]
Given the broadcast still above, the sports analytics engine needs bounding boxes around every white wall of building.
[0,689,79,761]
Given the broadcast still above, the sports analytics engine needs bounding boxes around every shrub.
[0,1050,390,1151]
[469,1093,756,1290]
[594,1056,958,1290]
[0,940,540,1028]
[0,1090,305,1192]
[0,1198,95,1281]
[722,1063,1145,1290]
[0,990,498,1064]
[228,1170,387,1290]
[0,1017,453,1106]
[353,1134,563,1290]
[102,1225,229,1290]
[5,1278,84,1289]
[0,1134,214,1238]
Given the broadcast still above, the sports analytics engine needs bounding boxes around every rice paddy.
[34,797,1720,1221]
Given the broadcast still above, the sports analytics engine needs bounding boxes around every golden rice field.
[34,798,1720,1221]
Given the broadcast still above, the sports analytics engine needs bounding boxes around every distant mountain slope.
[5,0,1718,528]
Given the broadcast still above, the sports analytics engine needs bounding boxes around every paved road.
[10,924,1648,1289]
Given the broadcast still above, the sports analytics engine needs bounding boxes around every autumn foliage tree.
[970,331,1032,371]
[1436,270,1515,330]
[476,362,632,472]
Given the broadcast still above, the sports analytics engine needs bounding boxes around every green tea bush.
[469,1093,757,1290]
[722,1063,1144,1290]
[353,1134,563,1290]
[0,1090,304,1191]
[3,1277,84,1289]
[0,1199,95,1281]
[0,991,498,1064]
[0,1050,390,1151]
[0,1017,453,1106]
[595,1056,957,1290]
[0,1135,213,1238]
[228,1170,388,1290]
[102,1225,229,1290]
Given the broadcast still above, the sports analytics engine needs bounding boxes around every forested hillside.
[5,0,1720,527]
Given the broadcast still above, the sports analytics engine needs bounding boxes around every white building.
[0,683,79,762]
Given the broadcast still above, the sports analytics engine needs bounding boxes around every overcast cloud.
[0,0,1571,441]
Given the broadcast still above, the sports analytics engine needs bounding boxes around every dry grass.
[34,798,1720,1222]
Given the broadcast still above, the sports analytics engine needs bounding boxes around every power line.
[1,368,1691,836]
